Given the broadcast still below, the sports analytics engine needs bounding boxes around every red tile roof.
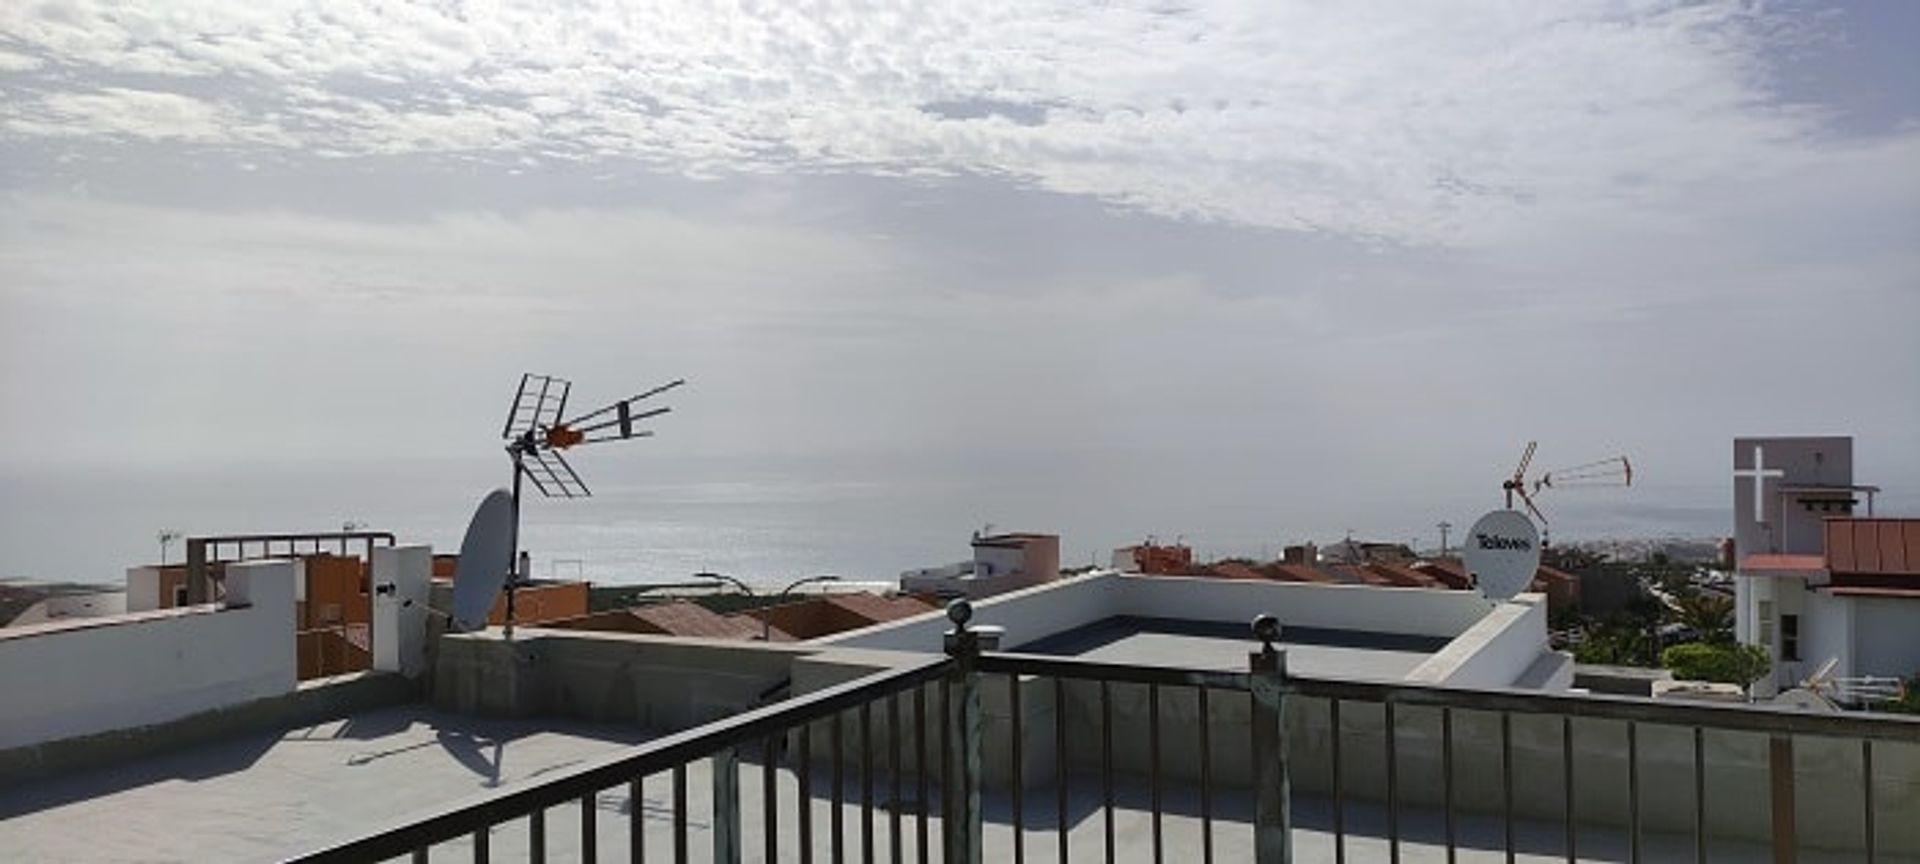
[1364,563,1442,589]
[628,602,770,640]
[1327,564,1394,586]
[1262,563,1337,584]
[1739,554,1828,573]
[1825,519,1920,576]
[821,593,937,623]
[1206,562,1266,581]
[1410,558,1472,590]
[1828,583,1920,599]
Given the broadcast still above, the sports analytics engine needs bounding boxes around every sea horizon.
[0,453,1762,591]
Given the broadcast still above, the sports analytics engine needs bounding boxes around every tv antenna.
[1501,441,1632,547]
[452,372,686,636]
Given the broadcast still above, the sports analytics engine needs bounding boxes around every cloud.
[0,48,41,71]
[1,1,1900,244]
[7,87,290,144]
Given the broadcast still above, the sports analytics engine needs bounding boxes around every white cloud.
[9,87,290,144]
[0,48,41,71]
[2,0,1897,244]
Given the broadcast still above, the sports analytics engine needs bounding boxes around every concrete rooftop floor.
[0,704,653,862]
[1014,617,1450,681]
[3,702,1904,863]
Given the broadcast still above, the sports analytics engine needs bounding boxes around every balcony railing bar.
[287,607,1920,864]
[1563,715,1576,864]
[1330,696,1344,864]
[888,692,903,864]
[1053,676,1070,864]
[1101,678,1115,864]
[1386,699,1400,864]
[860,701,874,864]
[829,712,844,864]
[1284,674,1920,742]
[284,657,948,863]
[1009,672,1024,864]
[915,684,929,864]
[798,719,813,864]
[1199,684,1214,864]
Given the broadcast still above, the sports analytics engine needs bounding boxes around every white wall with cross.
[1732,436,1852,559]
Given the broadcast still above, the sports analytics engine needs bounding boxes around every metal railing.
[287,602,1920,863]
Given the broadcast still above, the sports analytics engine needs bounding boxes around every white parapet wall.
[826,571,1517,656]
[1112,573,1495,638]
[1406,594,1571,688]
[0,559,298,750]
[819,570,1127,652]
[371,545,432,678]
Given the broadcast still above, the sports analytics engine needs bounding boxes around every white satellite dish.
[452,488,515,631]
[1462,509,1541,602]
[1771,687,1840,713]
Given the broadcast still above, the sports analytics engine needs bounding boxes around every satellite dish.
[452,488,515,631]
[1462,509,1541,602]
[1771,687,1840,713]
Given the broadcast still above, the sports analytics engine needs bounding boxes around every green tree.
[1882,675,1920,715]
[1661,642,1771,687]
[1574,625,1656,667]
[1672,593,1735,643]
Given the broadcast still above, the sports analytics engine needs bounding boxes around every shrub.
[1660,642,1770,687]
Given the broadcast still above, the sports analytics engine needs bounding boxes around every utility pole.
[1437,521,1452,556]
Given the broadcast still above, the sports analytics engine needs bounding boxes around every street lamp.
[765,575,840,641]
[157,530,182,565]
[694,572,755,596]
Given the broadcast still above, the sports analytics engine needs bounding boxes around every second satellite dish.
[1462,509,1541,602]
[452,488,515,631]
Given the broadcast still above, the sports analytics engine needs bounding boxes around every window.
[1781,614,1800,662]
[1757,600,1773,644]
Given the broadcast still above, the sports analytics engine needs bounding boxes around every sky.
[1,1,1917,571]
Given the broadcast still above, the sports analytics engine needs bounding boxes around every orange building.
[743,593,937,640]
[431,553,589,627]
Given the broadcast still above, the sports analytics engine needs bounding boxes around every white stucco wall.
[824,573,1554,688]
[822,572,1125,652]
[1854,596,1920,680]
[1802,590,1855,681]
[372,545,432,678]
[1405,595,1551,687]
[1113,574,1493,638]
[0,560,298,750]
[125,566,162,612]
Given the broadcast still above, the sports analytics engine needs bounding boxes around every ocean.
[0,453,1740,590]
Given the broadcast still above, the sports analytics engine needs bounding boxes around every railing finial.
[947,598,974,628]
[1252,613,1281,657]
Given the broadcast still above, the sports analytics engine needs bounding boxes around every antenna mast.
[498,372,685,634]
[1499,442,1632,547]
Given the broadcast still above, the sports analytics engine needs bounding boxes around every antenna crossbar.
[559,379,686,430]
[503,374,573,441]
[519,448,590,499]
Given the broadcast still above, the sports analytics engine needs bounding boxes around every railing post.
[1770,734,1796,864]
[713,746,741,864]
[943,599,984,864]
[1250,614,1292,864]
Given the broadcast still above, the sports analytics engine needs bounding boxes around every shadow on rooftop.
[0,728,280,820]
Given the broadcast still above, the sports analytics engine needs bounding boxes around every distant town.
[2,434,1915,861]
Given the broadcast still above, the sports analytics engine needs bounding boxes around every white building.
[899,531,1061,599]
[1731,436,1919,698]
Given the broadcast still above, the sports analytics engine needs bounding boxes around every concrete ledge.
[0,670,418,786]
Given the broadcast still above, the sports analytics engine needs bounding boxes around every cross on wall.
[1733,444,1785,524]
